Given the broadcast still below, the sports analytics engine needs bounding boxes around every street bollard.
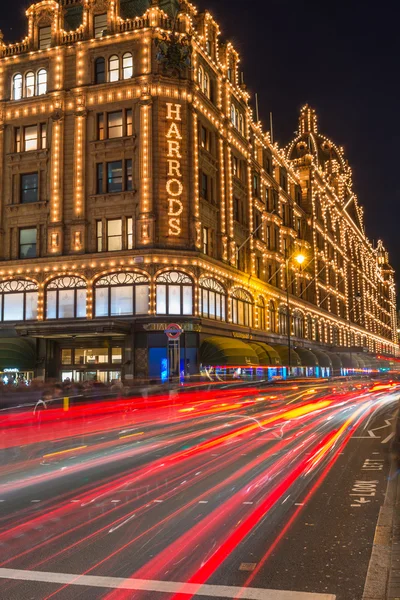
[63,397,69,412]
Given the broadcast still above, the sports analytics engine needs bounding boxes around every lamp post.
[285,250,306,377]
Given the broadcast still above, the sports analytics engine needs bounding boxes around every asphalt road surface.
[0,379,398,600]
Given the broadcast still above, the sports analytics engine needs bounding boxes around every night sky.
[3,0,399,285]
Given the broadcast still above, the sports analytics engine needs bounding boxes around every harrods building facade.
[0,0,397,382]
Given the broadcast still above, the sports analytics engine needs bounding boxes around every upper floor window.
[0,280,38,322]
[230,103,245,135]
[16,124,47,152]
[96,159,133,194]
[96,217,133,252]
[107,219,122,251]
[39,26,52,50]
[292,310,304,338]
[94,13,107,38]
[122,52,133,79]
[97,109,133,140]
[12,74,22,100]
[95,272,149,317]
[19,228,37,259]
[200,278,226,321]
[268,300,276,332]
[12,70,47,100]
[231,289,252,327]
[46,277,87,320]
[21,173,39,204]
[95,57,106,84]
[108,55,119,82]
[257,296,266,330]
[156,271,193,316]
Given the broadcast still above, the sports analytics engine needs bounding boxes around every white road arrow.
[352,497,371,504]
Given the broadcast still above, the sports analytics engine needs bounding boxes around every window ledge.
[6,201,47,212]
[89,191,137,202]
[91,136,136,150]
[7,149,49,163]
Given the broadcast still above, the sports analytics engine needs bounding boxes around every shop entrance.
[61,370,121,383]
[59,343,123,384]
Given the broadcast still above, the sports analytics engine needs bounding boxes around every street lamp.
[285,251,306,376]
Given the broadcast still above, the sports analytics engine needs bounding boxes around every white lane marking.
[243,502,253,505]
[0,568,337,599]
[111,500,121,504]
[382,432,395,444]
[108,514,136,533]
[295,503,304,506]
[154,500,163,503]
[31,500,41,503]
[198,500,208,504]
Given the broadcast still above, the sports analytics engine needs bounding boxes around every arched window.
[230,104,235,125]
[268,300,276,332]
[108,55,119,82]
[95,272,149,317]
[197,66,204,89]
[95,57,106,84]
[314,318,320,342]
[12,73,23,100]
[231,289,252,327]
[239,114,244,135]
[235,109,239,129]
[292,311,304,338]
[307,315,313,339]
[122,52,133,79]
[257,296,266,330]
[199,278,226,321]
[279,306,288,335]
[46,276,87,320]
[36,69,47,95]
[332,326,339,346]
[203,72,210,97]
[320,321,326,343]
[25,72,35,98]
[156,271,193,316]
[0,280,38,321]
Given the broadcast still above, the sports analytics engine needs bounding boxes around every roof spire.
[299,104,318,135]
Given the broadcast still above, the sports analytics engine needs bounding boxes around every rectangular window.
[127,217,133,249]
[232,156,238,177]
[135,285,149,315]
[61,349,72,365]
[234,197,240,222]
[107,161,123,193]
[20,173,38,204]
[39,26,51,50]
[111,286,133,316]
[201,172,208,199]
[126,109,133,136]
[26,292,38,320]
[156,284,166,314]
[169,286,181,314]
[96,220,103,252]
[19,228,36,258]
[202,226,209,255]
[107,111,123,138]
[97,114,105,140]
[266,225,271,249]
[200,125,207,149]
[24,126,38,152]
[46,290,57,319]
[183,287,192,315]
[96,163,103,194]
[41,123,47,149]
[112,348,123,364]
[59,290,74,319]
[94,13,107,38]
[4,293,24,321]
[95,288,108,317]
[126,159,133,191]
[76,289,87,318]
[107,219,122,251]
[15,128,21,153]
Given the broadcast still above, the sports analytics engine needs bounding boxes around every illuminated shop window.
[37,69,47,95]
[0,280,38,322]
[156,271,193,316]
[94,272,150,317]
[200,278,226,321]
[25,72,35,97]
[46,277,87,320]
[12,74,22,100]
[231,289,253,327]
[12,70,47,100]
[108,55,119,82]
[257,297,266,330]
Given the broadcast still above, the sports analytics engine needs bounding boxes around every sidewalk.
[363,460,400,600]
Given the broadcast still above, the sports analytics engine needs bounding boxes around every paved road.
[0,380,398,600]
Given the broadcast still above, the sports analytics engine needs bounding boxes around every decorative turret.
[299,104,318,135]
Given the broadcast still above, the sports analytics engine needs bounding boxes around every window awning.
[0,337,36,371]
[338,353,360,369]
[200,337,259,367]
[311,349,332,370]
[354,355,366,369]
[294,347,319,368]
[324,351,342,372]
[272,345,302,367]
[248,342,281,366]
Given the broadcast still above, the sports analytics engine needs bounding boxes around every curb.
[362,460,399,600]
